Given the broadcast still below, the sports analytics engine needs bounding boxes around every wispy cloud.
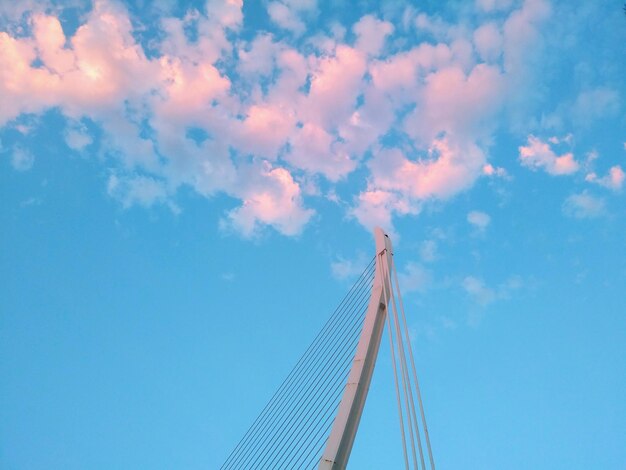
[467,211,491,232]
[10,147,34,171]
[562,191,606,219]
[330,253,370,281]
[419,240,438,263]
[398,262,432,294]
[462,275,523,307]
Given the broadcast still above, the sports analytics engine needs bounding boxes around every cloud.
[353,15,394,56]
[330,253,369,281]
[107,174,170,209]
[206,0,244,29]
[353,139,486,230]
[11,147,34,171]
[462,274,522,307]
[462,276,496,306]
[267,2,306,35]
[351,189,413,235]
[476,0,514,13]
[482,163,508,178]
[65,120,93,151]
[419,240,438,263]
[467,211,491,232]
[562,191,606,219]
[473,22,502,62]
[585,166,624,192]
[267,0,316,35]
[519,135,579,175]
[398,262,432,294]
[0,0,620,239]
[222,163,314,238]
[571,88,620,128]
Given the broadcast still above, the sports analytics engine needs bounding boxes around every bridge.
[221,228,435,469]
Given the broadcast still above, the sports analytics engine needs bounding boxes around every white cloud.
[65,121,93,151]
[107,174,170,209]
[419,239,438,263]
[467,210,491,231]
[563,192,606,219]
[330,253,369,281]
[462,274,523,307]
[398,262,432,294]
[11,147,34,171]
[462,276,496,306]
[571,87,620,128]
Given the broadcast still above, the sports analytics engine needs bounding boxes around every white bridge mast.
[318,227,393,469]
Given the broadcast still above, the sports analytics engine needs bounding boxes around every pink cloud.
[266,0,316,35]
[476,0,514,13]
[267,2,305,35]
[305,45,366,127]
[353,15,394,56]
[0,32,57,124]
[482,163,508,177]
[32,14,74,74]
[337,87,395,157]
[369,43,452,96]
[519,135,579,175]
[237,34,278,78]
[473,22,502,62]
[351,190,415,235]
[223,164,314,237]
[404,63,505,144]
[502,0,551,76]
[367,140,486,200]
[206,0,244,29]
[353,138,485,231]
[155,56,230,124]
[285,123,356,181]
[0,0,615,239]
[586,166,625,192]
[237,104,295,159]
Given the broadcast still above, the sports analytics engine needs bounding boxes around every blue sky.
[1,0,625,468]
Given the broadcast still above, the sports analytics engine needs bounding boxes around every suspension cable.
[221,257,376,469]
[384,259,424,469]
[381,254,410,470]
[392,261,435,469]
